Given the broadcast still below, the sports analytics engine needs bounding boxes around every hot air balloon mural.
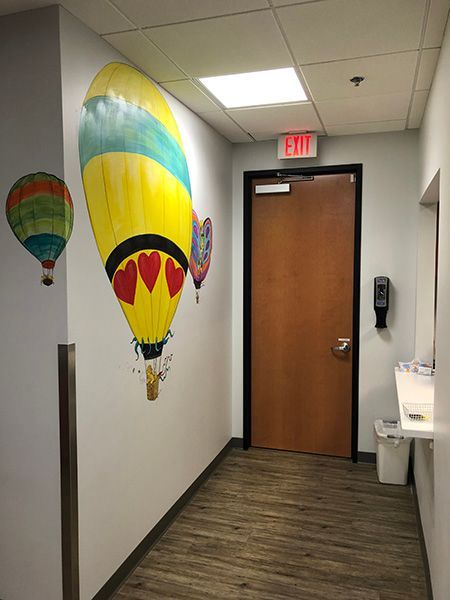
[189,210,213,303]
[79,62,192,401]
[5,172,74,286]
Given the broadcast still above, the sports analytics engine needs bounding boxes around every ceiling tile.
[227,103,322,140]
[277,0,426,64]
[327,120,406,136]
[144,11,291,77]
[61,0,134,35]
[102,30,185,82]
[423,0,450,47]
[199,111,253,143]
[271,0,311,4]
[408,90,429,128]
[111,0,269,27]
[316,92,411,125]
[302,52,418,101]
[416,48,441,90]
[161,80,221,113]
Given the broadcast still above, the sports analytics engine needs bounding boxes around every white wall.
[232,131,419,452]
[0,7,66,600]
[415,200,438,363]
[59,8,232,599]
[416,17,450,600]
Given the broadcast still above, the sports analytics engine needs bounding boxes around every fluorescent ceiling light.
[199,68,307,109]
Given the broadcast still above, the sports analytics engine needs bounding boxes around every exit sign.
[278,133,317,159]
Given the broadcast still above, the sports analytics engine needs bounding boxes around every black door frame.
[243,163,363,462]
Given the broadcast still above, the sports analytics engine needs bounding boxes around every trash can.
[374,419,412,485]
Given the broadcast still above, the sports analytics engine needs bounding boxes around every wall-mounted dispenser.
[374,276,390,328]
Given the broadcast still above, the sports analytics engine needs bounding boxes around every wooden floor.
[115,448,427,599]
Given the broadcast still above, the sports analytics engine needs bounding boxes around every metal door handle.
[331,341,351,353]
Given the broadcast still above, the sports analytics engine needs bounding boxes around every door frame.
[243,163,363,462]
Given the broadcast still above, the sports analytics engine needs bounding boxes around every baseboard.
[411,473,434,600]
[230,436,244,448]
[357,451,376,464]
[92,438,235,600]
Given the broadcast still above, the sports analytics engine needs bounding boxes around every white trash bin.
[374,419,411,485]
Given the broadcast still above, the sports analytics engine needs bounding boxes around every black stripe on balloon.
[105,234,189,281]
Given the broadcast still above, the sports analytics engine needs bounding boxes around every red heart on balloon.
[113,260,137,305]
[165,258,184,298]
[138,251,161,293]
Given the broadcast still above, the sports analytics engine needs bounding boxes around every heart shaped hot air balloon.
[5,172,74,285]
[189,210,213,303]
[79,62,192,400]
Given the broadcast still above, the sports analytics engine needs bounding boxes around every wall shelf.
[394,368,434,439]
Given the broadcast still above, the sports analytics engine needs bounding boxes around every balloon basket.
[41,266,54,286]
[146,363,160,401]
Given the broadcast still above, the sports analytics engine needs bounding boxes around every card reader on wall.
[374,276,389,328]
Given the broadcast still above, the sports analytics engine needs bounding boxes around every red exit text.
[277,133,318,159]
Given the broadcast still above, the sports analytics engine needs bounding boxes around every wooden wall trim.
[58,343,79,600]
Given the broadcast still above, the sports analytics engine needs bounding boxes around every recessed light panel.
[199,68,307,109]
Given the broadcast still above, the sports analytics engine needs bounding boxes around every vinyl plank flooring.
[114,448,427,599]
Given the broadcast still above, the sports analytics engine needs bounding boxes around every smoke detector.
[350,76,365,87]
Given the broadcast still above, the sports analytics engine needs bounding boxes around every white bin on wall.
[374,419,412,485]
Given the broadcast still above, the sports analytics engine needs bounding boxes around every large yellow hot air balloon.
[79,63,192,400]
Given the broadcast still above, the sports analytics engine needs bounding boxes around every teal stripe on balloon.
[79,95,191,197]
[23,233,67,264]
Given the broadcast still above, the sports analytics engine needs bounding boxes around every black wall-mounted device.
[374,276,390,328]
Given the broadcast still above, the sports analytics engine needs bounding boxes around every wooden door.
[251,174,355,457]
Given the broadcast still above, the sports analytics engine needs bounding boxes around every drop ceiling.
[2,0,450,143]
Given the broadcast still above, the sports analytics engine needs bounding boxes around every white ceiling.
[2,0,450,143]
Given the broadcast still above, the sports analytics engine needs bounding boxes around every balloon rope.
[130,337,140,359]
[159,354,173,381]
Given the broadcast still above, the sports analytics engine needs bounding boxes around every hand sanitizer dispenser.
[374,276,389,328]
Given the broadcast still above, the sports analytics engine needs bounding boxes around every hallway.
[115,449,427,599]
[2,3,450,599]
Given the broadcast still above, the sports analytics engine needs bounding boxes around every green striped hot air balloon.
[5,172,74,285]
